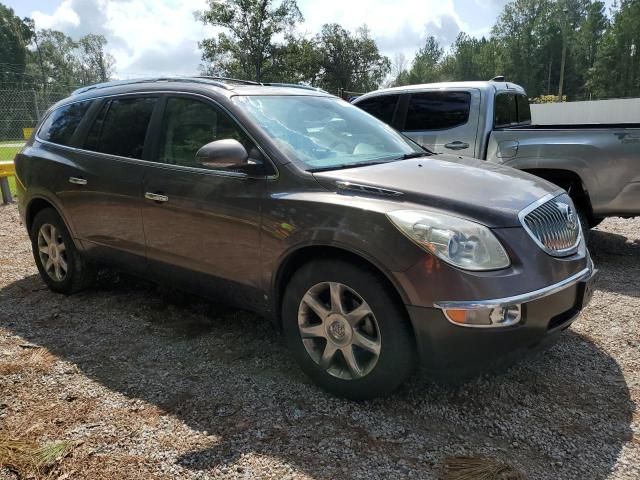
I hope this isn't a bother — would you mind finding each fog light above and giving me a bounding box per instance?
[443,304,521,328]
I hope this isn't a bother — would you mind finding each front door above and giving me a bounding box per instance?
[141,95,269,308]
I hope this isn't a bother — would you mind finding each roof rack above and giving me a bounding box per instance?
[262,82,327,93]
[71,76,238,95]
[194,76,261,85]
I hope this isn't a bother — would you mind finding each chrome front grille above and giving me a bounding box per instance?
[520,193,581,256]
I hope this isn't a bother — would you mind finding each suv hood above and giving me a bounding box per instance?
[312,155,560,228]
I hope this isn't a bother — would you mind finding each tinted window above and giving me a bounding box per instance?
[158,97,255,170]
[85,97,157,159]
[356,95,399,124]
[405,92,471,131]
[39,101,92,146]
[494,93,518,128]
[516,94,532,124]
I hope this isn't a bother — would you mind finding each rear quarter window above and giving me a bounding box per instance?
[38,101,92,146]
[356,95,399,125]
[404,91,471,131]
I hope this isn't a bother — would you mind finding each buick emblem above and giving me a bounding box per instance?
[556,202,578,230]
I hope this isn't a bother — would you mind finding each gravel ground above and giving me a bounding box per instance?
[0,203,638,479]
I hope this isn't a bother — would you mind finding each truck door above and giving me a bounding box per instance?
[397,89,481,157]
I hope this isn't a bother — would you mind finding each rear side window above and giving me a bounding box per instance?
[516,94,532,124]
[495,93,531,127]
[404,92,471,131]
[356,95,399,125]
[85,97,157,159]
[38,101,92,146]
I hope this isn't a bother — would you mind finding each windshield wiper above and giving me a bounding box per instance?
[399,152,432,160]
[308,160,394,173]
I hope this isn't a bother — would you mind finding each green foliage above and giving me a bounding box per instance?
[196,0,303,82]
[0,4,33,88]
[315,24,390,92]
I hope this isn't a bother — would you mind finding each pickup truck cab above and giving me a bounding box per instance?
[353,80,640,229]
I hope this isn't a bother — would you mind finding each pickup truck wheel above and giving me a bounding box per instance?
[30,208,94,294]
[575,205,590,241]
[282,259,415,400]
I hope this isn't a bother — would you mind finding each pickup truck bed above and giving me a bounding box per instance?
[488,124,640,220]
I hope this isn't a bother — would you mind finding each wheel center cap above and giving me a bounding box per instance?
[326,314,352,346]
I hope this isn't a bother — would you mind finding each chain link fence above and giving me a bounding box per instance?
[0,89,71,142]
[0,89,72,199]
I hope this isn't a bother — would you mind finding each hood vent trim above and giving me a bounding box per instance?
[335,181,403,197]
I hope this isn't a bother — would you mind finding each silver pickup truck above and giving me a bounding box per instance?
[353,80,640,229]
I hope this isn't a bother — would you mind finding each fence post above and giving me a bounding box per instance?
[0,178,12,204]
[33,90,40,120]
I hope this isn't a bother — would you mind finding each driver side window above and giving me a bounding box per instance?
[158,97,263,170]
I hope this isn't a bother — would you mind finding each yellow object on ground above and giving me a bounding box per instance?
[0,161,16,178]
[22,128,34,140]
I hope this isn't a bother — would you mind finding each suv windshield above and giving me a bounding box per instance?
[232,95,423,171]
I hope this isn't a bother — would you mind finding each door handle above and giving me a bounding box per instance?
[444,141,469,150]
[69,177,87,185]
[145,192,168,203]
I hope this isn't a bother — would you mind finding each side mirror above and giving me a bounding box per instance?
[195,139,248,169]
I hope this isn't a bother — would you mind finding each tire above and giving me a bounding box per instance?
[575,204,590,242]
[282,259,415,400]
[30,208,94,294]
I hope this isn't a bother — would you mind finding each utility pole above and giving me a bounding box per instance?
[557,7,569,102]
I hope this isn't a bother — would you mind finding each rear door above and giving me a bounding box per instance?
[141,94,269,308]
[56,94,159,271]
[397,89,481,157]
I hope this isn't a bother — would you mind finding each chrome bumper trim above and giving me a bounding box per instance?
[434,262,596,311]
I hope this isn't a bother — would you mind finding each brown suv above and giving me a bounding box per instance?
[15,77,596,399]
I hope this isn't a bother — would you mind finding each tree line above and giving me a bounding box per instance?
[0,3,114,91]
[197,0,640,100]
[1,0,639,100]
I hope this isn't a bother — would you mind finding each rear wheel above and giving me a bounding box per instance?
[282,259,415,400]
[30,208,94,294]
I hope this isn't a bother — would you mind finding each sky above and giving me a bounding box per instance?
[4,0,612,78]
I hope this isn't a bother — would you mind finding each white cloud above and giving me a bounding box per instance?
[30,0,471,78]
[31,0,214,77]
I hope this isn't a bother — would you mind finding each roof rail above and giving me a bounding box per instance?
[194,76,261,85]
[71,76,235,95]
[490,75,506,82]
[262,82,327,93]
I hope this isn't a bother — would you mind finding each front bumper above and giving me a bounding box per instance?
[406,262,597,376]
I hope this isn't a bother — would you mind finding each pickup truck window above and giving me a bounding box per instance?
[356,95,399,124]
[404,92,471,131]
[38,100,92,146]
[517,95,532,124]
[495,93,531,128]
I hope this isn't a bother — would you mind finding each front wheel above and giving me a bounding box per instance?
[282,260,415,400]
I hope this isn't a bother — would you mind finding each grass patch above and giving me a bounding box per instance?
[0,437,76,476]
[442,455,527,480]
[0,348,56,376]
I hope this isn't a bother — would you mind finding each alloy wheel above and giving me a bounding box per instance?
[37,223,68,282]
[297,281,381,380]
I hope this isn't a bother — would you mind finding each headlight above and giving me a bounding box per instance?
[387,210,510,271]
